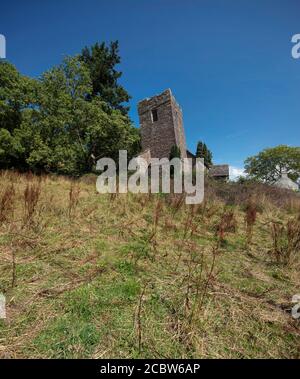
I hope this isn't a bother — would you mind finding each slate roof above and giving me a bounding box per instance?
[186,150,196,159]
[209,164,229,177]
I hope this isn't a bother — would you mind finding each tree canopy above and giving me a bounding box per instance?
[80,41,130,115]
[195,141,212,168]
[244,145,300,183]
[0,44,140,175]
[169,145,181,160]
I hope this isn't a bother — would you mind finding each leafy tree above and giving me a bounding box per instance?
[80,41,130,114]
[0,61,37,168]
[244,145,300,183]
[196,141,212,168]
[169,145,181,160]
[196,141,204,158]
[31,57,139,174]
[0,55,140,175]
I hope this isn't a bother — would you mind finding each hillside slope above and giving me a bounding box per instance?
[0,172,299,358]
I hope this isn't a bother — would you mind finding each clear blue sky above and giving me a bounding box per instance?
[1,0,300,173]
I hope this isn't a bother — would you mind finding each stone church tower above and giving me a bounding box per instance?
[138,89,187,159]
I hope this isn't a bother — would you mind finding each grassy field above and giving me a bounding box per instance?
[0,171,299,358]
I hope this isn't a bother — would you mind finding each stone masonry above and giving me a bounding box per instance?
[138,89,187,159]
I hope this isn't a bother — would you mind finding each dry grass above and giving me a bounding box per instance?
[23,181,41,225]
[0,171,299,358]
[244,199,258,246]
[269,219,300,265]
[68,181,81,220]
[0,183,15,224]
[215,209,237,247]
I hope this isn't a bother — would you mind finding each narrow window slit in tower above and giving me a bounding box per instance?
[151,109,158,122]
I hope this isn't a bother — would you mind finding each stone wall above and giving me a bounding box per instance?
[138,89,187,159]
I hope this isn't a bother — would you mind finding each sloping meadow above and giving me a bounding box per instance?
[0,171,299,358]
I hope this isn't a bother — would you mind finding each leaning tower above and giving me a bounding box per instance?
[138,89,187,159]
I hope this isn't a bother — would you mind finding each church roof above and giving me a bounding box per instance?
[209,164,229,177]
[186,150,196,158]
